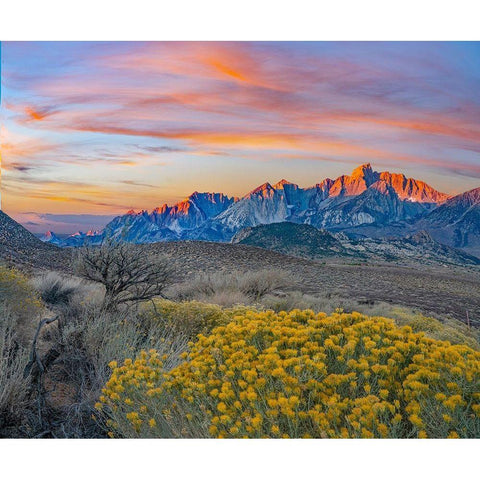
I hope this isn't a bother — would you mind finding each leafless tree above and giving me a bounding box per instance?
[74,240,173,311]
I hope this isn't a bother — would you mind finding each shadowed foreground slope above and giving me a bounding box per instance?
[0,211,66,270]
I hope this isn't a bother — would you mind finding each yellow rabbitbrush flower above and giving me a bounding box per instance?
[99,310,480,439]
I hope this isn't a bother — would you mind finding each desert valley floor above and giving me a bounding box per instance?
[7,237,479,325]
[151,241,480,323]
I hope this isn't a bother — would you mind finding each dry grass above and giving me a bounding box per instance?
[0,307,31,436]
[2,259,478,438]
[171,269,292,306]
[31,271,83,309]
[28,293,189,437]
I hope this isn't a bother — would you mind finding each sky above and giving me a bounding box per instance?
[1,41,479,234]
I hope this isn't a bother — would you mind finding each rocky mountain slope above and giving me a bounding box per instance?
[0,211,65,270]
[45,163,455,246]
[232,221,479,266]
[414,187,480,257]
[339,230,480,266]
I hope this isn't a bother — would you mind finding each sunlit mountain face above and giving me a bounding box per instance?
[1,41,479,234]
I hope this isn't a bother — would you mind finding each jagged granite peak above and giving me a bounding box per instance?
[442,186,480,209]
[273,179,296,190]
[328,163,379,197]
[152,204,169,214]
[41,231,65,247]
[246,182,277,198]
[351,163,376,182]
[41,230,60,241]
[317,178,334,190]
[378,172,450,203]
[422,186,480,226]
[215,182,288,231]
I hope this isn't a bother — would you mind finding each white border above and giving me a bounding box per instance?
[1,438,479,479]
[0,0,479,40]
[1,0,479,478]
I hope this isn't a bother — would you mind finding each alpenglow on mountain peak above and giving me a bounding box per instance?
[43,163,457,247]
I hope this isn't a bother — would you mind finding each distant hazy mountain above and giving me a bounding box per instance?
[40,231,64,246]
[42,163,479,253]
[414,187,480,256]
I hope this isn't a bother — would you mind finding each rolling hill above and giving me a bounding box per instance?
[232,222,347,259]
[232,221,480,266]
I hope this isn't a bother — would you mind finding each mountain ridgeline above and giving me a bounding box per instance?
[42,163,480,257]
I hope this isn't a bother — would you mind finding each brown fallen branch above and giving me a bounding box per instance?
[24,315,59,379]
[23,315,60,430]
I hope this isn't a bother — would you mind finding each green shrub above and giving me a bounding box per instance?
[140,299,256,340]
[0,265,42,319]
[0,265,42,344]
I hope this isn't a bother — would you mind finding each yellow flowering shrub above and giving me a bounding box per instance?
[140,299,256,339]
[0,266,42,326]
[99,310,480,438]
[390,308,479,350]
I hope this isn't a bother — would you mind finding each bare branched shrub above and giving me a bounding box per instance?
[74,240,173,311]
[237,269,291,300]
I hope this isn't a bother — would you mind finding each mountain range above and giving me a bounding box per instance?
[41,163,480,256]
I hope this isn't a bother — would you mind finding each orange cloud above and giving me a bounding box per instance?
[207,58,247,82]
[24,106,51,121]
